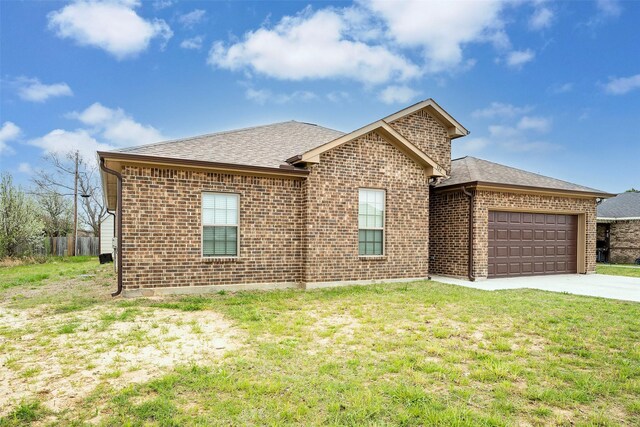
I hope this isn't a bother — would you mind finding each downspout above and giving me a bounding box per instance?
[100,158,123,297]
[461,186,476,282]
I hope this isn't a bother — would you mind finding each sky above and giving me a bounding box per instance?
[0,0,639,193]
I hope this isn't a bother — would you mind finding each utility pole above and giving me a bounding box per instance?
[73,151,78,256]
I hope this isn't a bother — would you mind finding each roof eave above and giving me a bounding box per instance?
[97,151,310,177]
[434,180,614,198]
[597,216,640,221]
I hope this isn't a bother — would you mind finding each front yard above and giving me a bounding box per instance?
[1,258,639,426]
[597,263,640,278]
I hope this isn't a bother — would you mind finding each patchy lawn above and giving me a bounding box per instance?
[1,258,640,426]
[597,264,640,278]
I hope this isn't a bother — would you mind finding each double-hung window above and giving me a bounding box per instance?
[358,189,385,256]
[202,193,239,257]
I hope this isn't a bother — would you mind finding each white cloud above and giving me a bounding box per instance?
[363,0,509,72]
[529,7,554,30]
[245,88,317,105]
[456,137,490,153]
[596,0,621,17]
[465,104,557,154]
[180,36,204,50]
[549,82,573,94]
[517,116,551,133]
[70,102,115,125]
[379,85,419,104]
[69,102,165,146]
[179,9,206,28]
[14,77,73,102]
[471,102,532,119]
[326,91,351,103]
[18,163,34,174]
[209,7,420,85]
[0,121,21,156]
[47,0,173,59]
[603,74,640,95]
[153,0,173,10]
[29,103,165,161]
[505,49,535,68]
[29,129,112,161]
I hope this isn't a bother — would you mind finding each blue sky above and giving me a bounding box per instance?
[1,0,638,193]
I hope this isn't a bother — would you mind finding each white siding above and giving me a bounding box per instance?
[100,214,115,255]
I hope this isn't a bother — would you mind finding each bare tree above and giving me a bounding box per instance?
[32,152,105,236]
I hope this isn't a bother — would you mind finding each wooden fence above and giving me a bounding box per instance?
[33,236,100,256]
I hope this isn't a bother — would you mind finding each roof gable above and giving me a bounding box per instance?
[288,120,448,177]
[287,99,469,177]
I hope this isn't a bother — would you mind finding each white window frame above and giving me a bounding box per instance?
[358,188,385,257]
[202,192,240,258]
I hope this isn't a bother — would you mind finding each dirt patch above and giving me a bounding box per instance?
[0,305,241,416]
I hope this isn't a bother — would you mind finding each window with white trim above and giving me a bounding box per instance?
[358,189,385,256]
[202,193,239,257]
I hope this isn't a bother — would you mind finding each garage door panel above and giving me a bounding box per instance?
[489,211,578,278]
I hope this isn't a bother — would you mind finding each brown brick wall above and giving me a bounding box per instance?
[304,131,430,283]
[388,109,451,174]
[472,191,597,278]
[429,189,469,278]
[120,166,305,290]
[609,220,640,264]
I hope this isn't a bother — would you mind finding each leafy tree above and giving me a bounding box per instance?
[625,188,639,193]
[0,173,44,257]
[37,191,73,237]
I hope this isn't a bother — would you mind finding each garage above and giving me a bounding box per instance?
[488,211,578,278]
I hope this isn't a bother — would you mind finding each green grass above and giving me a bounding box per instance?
[597,264,640,278]
[2,259,640,426]
[0,401,48,426]
[0,256,98,290]
[81,283,640,426]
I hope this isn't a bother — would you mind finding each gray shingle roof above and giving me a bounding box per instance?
[597,192,640,218]
[436,156,606,194]
[115,121,345,169]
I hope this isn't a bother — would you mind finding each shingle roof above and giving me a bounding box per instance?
[436,156,607,195]
[115,121,345,169]
[597,192,640,218]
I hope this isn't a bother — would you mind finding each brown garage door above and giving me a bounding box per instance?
[488,211,577,278]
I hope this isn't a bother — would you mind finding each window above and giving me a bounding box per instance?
[202,193,239,257]
[358,189,385,256]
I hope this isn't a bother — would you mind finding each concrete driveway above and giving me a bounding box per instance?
[431,274,640,303]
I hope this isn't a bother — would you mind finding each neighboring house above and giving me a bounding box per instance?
[596,192,640,264]
[98,99,611,297]
[99,213,115,257]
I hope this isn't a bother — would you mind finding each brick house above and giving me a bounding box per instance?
[596,192,640,264]
[98,99,611,297]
